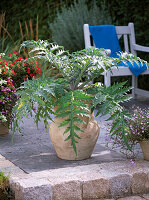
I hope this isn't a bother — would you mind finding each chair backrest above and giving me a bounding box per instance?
[83,23,137,55]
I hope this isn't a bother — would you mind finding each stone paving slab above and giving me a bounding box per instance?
[1,152,149,200]
[0,112,127,173]
[0,97,149,199]
[5,158,149,200]
[0,97,148,173]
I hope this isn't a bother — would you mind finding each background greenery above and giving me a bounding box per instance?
[0,0,149,89]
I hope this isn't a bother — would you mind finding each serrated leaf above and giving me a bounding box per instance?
[59,119,70,127]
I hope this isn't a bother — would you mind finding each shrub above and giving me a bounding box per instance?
[0,52,42,127]
[49,0,112,52]
[0,78,17,127]
[0,52,42,88]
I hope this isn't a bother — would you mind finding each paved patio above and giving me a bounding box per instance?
[0,96,149,199]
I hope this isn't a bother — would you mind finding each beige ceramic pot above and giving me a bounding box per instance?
[49,113,100,160]
[140,141,149,161]
[0,124,9,135]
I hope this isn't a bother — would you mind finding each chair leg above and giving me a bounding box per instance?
[104,71,111,86]
[132,75,138,99]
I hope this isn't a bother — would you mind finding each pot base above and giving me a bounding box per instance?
[0,124,9,135]
[140,141,149,161]
[49,117,100,161]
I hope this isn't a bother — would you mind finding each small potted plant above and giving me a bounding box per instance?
[127,107,149,160]
[12,40,148,160]
[105,106,149,160]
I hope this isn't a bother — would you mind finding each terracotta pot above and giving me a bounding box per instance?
[0,124,9,135]
[140,141,149,161]
[49,113,100,160]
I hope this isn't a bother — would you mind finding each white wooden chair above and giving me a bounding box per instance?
[83,23,149,98]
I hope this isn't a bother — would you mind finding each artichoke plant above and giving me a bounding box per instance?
[12,40,148,155]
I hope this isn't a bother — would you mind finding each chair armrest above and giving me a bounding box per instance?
[132,44,149,52]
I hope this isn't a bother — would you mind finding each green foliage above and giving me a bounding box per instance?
[93,81,132,150]
[12,40,148,155]
[56,90,91,154]
[0,172,9,185]
[1,0,149,58]
[105,0,149,54]
[0,172,14,200]
[49,0,112,52]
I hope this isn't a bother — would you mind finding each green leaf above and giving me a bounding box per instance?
[59,119,70,127]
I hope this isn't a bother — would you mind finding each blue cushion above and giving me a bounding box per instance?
[89,25,121,58]
[89,25,148,76]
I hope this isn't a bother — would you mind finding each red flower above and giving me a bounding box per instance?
[11,70,15,75]
[30,73,33,77]
[28,61,31,63]
[26,75,28,77]
[1,65,3,68]
[24,78,27,81]
[9,53,11,56]
[27,68,30,74]
[38,72,42,75]
[17,64,20,67]
[18,57,21,61]
[24,63,27,66]
[9,64,11,67]
[5,67,8,71]
[4,71,6,74]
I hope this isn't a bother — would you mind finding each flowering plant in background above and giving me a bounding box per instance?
[105,107,149,158]
[0,78,17,127]
[0,52,42,88]
[0,52,42,128]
